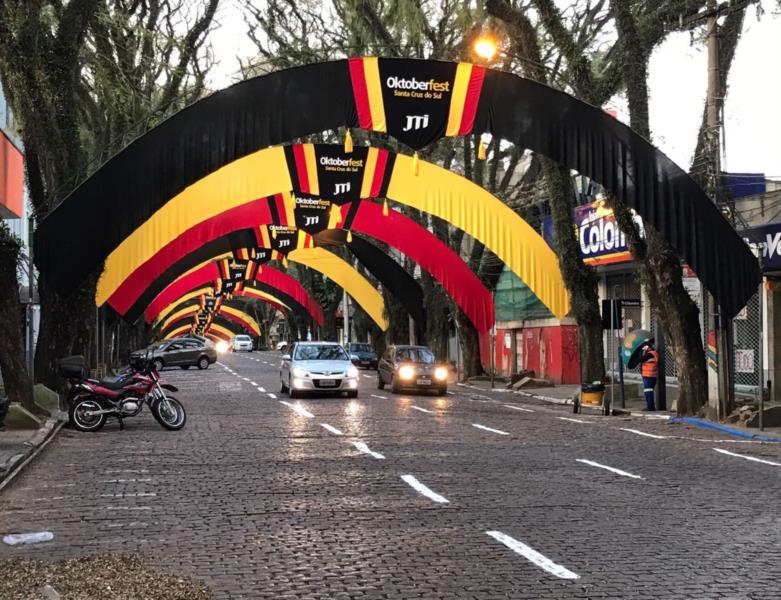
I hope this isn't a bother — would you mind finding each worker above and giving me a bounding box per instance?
[640,340,660,411]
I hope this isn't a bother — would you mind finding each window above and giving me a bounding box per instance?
[350,343,372,353]
[294,344,349,361]
[395,347,435,364]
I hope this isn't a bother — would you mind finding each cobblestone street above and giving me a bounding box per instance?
[2,351,780,599]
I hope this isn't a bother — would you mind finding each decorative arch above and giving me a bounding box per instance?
[34,58,757,318]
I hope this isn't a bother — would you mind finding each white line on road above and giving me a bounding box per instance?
[472,423,509,436]
[100,479,152,484]
[557,417,590,424]
[503,404,535,412]
[370,394,387,400]
[267,393,277,399]
[100,492,157,498]
[620,428,667,439]
[257,387,266,392]
[411,405,433,413]
[249,381,258,386]
[400,475,449,504]
[713,448,781,466]
[320,423,344,435]
[485,530,579,580]
[278,400,314,418]
[241,377,250,381]
[352,441,385,459]
[362,374,373,379]
[576,459,643,479]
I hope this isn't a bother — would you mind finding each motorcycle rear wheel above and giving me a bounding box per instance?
[69,397,107,432]
[151,395,186,430]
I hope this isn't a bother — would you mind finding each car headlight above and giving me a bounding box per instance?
[291,366,308,378]
[434,366,448,381]
[398,364,415,380]
[215,340,229,353]
[347,365,359,378]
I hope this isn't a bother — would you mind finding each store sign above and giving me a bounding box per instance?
[742,223,781,272]
[543,198,644,266]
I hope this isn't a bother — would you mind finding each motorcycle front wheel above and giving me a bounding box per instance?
[69,397,107,432]
[151,395,186,431]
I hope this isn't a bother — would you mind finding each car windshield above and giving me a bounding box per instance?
[396,347,436,364]
[235,336,251,341]
[294,344,349,361]
[350,343,373,353]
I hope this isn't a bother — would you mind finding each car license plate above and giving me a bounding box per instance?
[319,379,337,387]
[417,378,431,385]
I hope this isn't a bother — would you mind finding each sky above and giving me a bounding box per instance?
[207,0,781,178]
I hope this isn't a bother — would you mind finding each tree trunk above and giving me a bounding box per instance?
[544,159,605,382]
[0,226,34,411]
[455,309,482,381]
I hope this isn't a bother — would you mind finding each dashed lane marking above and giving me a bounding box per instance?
[370,394,387,400]
[362,374,373,379]
[557,417,591,424]
[576,459,643,479]
[320,423,344,435]
[278,400,314,418]
[100,492,157,498]
[352,441,385,459]
[472,423,510,436]
[620,428,667,439]
[713,448,781,466]
[486,530,580,580]
[503,404,535,412]
[411,406,433,413]
[267,393,277,399]
[400,475,449,504]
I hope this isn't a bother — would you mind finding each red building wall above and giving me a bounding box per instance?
[480,324,580,384]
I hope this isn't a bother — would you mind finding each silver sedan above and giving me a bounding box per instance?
[280,341,360,398]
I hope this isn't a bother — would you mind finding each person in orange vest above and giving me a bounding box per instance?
[640,341,660,411]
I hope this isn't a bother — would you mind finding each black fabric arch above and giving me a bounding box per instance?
[34,58,758,318]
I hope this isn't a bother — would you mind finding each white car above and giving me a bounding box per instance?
[232,335,254,352]
[280,341,359,398]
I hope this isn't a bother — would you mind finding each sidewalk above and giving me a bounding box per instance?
[0,419,62,491]
[458,379,781,441]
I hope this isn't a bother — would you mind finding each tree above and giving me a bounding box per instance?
[0,0,220,389]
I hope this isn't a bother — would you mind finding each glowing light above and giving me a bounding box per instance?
[216,340,229,353]
[398,365,416,380]
[434,366,448,381]
[473,37,498,61]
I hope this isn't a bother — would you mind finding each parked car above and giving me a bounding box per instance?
[131,338,217,371]
[377,345,448,395]
[280,341,359,398]
[347,342,378,369]
[276,341,288,352]
[232,335,254,352]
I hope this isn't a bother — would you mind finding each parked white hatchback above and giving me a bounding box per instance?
[280,341,359,398]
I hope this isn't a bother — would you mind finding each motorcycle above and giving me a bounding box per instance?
[58,354,186,432]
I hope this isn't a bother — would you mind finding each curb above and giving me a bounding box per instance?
[669,416,781,443]
[0,419,64,493]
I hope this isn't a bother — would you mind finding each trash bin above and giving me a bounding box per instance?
[0,396,9,430]
[581,382,605,405]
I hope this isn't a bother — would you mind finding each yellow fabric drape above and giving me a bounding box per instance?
[220,305,261,336]
[386,155,570,318]
[288,247,388,330]
[97,146,291,305]
[207,323,234,341]
[164,324,191,340]
[161,305,199,333]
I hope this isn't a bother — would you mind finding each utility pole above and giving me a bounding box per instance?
[342,288,349,346]
[705,0,734,418]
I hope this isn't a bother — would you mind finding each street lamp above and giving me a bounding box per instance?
[473,36,499,62]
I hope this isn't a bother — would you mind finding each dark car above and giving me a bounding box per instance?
[131,338,217,371]
[347,342,378,370]
[377,345,449,395]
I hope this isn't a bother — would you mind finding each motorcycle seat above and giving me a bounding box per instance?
[90,375,129,390]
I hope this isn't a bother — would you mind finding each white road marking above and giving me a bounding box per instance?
[504,404,534,412]
[100,492,157,498]
[620,428,667,439]
[241,377,250,381]
[320,423,344,436]
[370,394,387,400]
[485,530,580,580]
[267,393,277,399]
[278,400,314,418]
[447,391,455,395]
[100,479,152,484]
[400,475,449,504]
[576,459,643,479]
[257,387,266,392]
[472,423,509,436]
[362,374,373,379]
[106,521,148,528]
[103,506,152,511]
[713,448,781,466]
[352,441,385,459]
[105,469,148,474]
[411,405,433,413]
[557,417,590,424]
